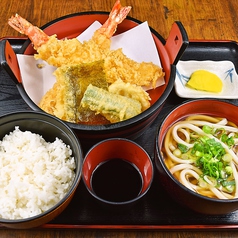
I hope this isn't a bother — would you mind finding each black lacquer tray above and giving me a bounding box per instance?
[1,38,238,230]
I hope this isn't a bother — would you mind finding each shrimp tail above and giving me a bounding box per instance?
[97,0,132,38]
[8,13,49,49]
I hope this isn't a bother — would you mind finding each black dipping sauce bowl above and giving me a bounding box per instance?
[82,138,154,207]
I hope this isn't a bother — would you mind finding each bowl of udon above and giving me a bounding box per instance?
[0,0,188,146]
[0,111,83,228]
[155,98,238,215]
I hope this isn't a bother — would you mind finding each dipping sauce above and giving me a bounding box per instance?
[91,158,143,202]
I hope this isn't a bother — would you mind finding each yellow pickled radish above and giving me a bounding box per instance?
[186,70,223,93]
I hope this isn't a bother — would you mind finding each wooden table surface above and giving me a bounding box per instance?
[1,0,238,237]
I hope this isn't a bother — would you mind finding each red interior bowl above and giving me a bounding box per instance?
[10,12,188,145]
[155,99,238,215]
[82,138,153,205]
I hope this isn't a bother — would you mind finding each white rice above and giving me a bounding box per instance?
[0,126,76,220]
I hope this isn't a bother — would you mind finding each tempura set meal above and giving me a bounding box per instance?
[162,115,238,199]
[8,0,164,124]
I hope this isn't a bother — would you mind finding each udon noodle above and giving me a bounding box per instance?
[162,115,238,199]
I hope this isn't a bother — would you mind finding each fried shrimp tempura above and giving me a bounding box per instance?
[34,34,111,68]
[35,36,164,88]
[8,0,164,88]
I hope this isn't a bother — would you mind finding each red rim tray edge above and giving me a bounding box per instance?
[1,38,238,230]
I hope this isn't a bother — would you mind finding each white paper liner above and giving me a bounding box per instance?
[17,21,165,105]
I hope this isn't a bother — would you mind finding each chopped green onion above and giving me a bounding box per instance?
[222,180,235,186]
[177,143,189,153]
[177,124,236,192]
[221,133,228,143]
[173,148,182,157]
[225,166,233,175]
[221,180,236,193]
[222,153,232,163]
[226,137,235,148]
[214,128,225,138]
[225,185,235,193]
[217,132,235,148]
[202,125,213,134]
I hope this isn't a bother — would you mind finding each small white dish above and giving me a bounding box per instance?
[175,60,238,99]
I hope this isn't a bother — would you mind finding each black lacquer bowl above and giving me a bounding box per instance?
[155,99,238,215]
[0,111,83,228]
